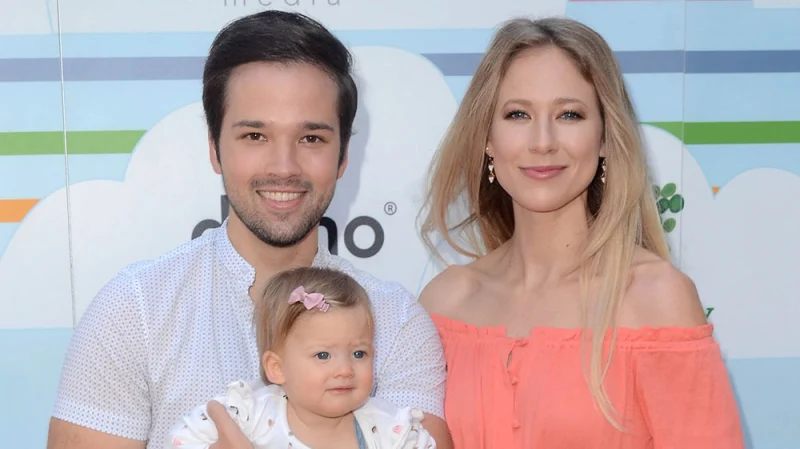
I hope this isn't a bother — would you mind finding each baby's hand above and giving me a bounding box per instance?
[207,400,254,449]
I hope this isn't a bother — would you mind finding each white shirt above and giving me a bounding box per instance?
[168,381,436,449]
[51,222,446,449]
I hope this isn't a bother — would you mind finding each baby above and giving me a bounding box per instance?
[167,267,436,449]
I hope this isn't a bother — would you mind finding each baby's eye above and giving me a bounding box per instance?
[353,350,367,359]
[315,352,330,360]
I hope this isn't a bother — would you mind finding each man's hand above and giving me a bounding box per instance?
[422,413,454,449]
[207,400,254,449]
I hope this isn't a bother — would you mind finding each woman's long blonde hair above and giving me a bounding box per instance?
[419,17,670,429]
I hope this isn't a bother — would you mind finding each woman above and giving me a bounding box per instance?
[418,17,744,449]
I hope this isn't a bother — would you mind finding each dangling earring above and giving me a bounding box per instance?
[600,157,607,184]
[487,156,495,184]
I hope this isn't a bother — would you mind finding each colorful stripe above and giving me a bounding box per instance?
[647,121,800,144]
[0,131,145,156]
[1,50,800,83]
[0,200,39,223]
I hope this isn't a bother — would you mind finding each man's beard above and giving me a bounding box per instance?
[225,176,335,248]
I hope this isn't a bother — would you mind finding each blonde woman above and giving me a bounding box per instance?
[418,17,745,449]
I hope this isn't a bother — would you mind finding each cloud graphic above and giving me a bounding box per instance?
[42,0,564,34]
[0,45,457,329]
[640,125,800,359]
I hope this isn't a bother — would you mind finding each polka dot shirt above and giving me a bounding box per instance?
[51,223,446,448]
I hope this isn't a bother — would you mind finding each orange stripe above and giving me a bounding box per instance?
[712,186,720,195]
[0,199,39,223]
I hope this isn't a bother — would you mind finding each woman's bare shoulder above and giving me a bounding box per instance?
[418,263,483,317]
[621,248,709,328]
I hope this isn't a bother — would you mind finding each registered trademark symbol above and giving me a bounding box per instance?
[384,202,397,215]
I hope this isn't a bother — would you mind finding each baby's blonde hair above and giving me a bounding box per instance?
[254,267,372,384]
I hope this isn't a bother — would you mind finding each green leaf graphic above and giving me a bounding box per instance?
[662,183,677,197]
[663,218,676,233]
[669,194,685,213]
[658,198,669,214]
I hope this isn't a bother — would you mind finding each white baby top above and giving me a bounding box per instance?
[167,381,437,449]
[52,221,446,448]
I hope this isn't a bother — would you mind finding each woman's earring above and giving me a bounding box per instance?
[600,157,607,184]
[487,156,495,184]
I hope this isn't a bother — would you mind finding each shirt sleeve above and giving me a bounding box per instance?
[52,266,151,440]
[372,283,447,419]
[634,330,746,449]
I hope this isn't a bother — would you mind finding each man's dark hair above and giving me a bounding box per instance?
[202,10,357,165]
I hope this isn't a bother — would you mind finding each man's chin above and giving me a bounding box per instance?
[250,222,319,249]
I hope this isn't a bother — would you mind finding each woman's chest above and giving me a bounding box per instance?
[440,339,651,447]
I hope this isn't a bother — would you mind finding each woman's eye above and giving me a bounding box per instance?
[561,110,584,120]
[505,110,529,120]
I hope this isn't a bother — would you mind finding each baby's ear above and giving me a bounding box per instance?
[263,351,286,385]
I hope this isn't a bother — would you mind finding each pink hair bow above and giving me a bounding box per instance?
[288,286,330,312]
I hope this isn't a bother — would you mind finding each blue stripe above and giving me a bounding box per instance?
[687,51,800,74]
[2,73,683,136]
[3,50,799,83]
[688,143,800,189]
[0,72,746,133]
[0,223,19,256]
[64,80,202,131]
[0,82,64,132]
[625,73,684,122]
[0,155,66,198]
[0,34,61,59]
[566,1,686,51]
[0,155,129,200]
[0,328,73,449]
[68,154,130,184]
[687,1,800,51]
[0,29,495,60]
[684,73,800,122]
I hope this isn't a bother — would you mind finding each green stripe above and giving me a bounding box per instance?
[1,122,799,156]
[0,131,146,156]
[645,121,800,144]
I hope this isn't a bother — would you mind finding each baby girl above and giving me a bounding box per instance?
[167,266,436,449]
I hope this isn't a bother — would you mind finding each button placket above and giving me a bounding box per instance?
[507,338,528,431]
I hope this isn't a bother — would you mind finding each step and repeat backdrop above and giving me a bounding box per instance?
[1,0,799,447]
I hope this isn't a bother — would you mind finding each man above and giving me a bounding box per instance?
[47,10,451,449]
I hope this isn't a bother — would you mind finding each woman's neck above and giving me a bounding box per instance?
[503,197,591,288]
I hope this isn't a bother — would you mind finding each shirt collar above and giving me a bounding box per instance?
[214,219,337,289]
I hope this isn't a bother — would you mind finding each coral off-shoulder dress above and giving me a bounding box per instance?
[432,315,745,449]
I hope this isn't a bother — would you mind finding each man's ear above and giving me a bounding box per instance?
[209,130,222,175]
[263,351,286,385]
